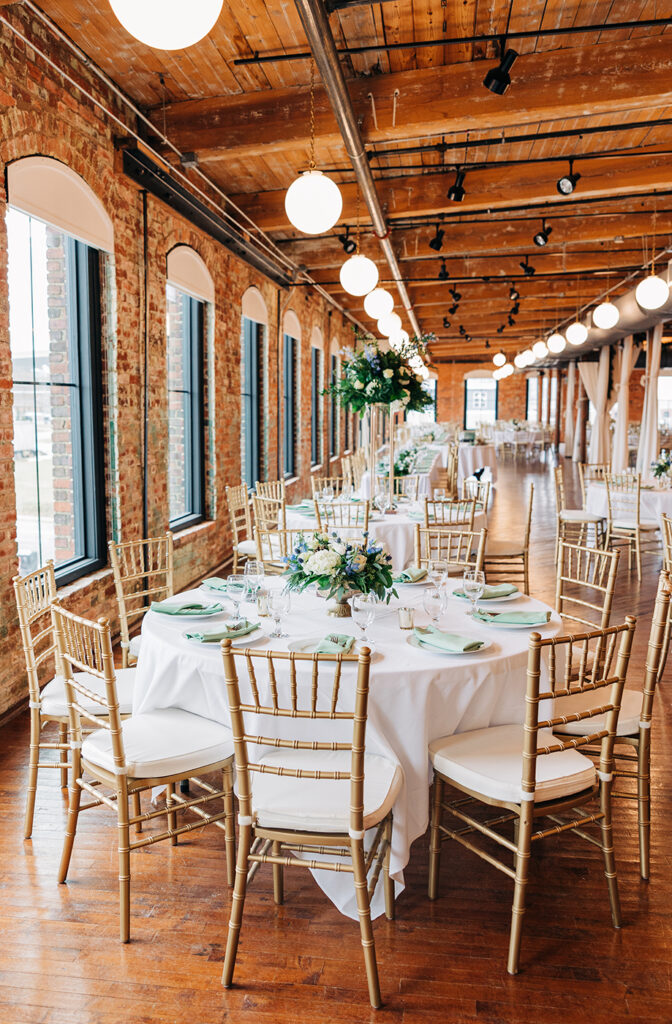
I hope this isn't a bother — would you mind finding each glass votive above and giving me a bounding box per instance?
[397,606,414,630]
[256,587,270,616]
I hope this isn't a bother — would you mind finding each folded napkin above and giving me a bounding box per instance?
[201,576,228,592]
[472,609,551,626]
[407,511,434,522]
[454,583,518,600]
[151,598,224,616]
[394,566,428,583]
[287,500,314,511]
[184,619,259,643]
[414,626,484,653]
[314,633,356,654]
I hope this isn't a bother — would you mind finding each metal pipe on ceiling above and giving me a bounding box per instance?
[293,0,422,339]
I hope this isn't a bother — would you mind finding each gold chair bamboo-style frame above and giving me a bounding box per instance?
[414,525,487,575]
[220,640,399,1008]
[428,616,636,974]
[109,532,174,668]
[255,527,319,573]
[375,473,421,502]
[605,472,660,581]
[659,513,672,683]
[311,475,348,499]
[578,462,611,507]
[483,483,533,594]
[554,466,606,560]
[555,540,620,630]
[314,499,370,533]
[461,477,491,510]
[255,479,286,502]
[424,497,476,529]
[52,602,236,943]
[252,494,286,535]
[227,484,256,573]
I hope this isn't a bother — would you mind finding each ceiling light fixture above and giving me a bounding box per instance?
[339,190,379,296]
[557,157,581,196]
[547,332,566,354]
[449,287,462,302]
[363,288,394,320]
[448,303,459,315]
[388,329,409,350]
[636,272,670,310]
[493,350,507,367]
[533,340,548,360]
[337,226,357,255]
[378,311,402,337]
[514,353,526,369]
[442,317,451,329]
[592,301,620,330]
[566,321,588,345]
[519,256,536,276]
[109,0,223,48]
[429,224,445,252]
[509,286,520,301]
[448,168,466,202]
[521,348,534,365]
[483,40,519,95]
[438,259,450,281]
[533,219,553,247]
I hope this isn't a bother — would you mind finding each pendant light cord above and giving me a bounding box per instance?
[309,58,316,171]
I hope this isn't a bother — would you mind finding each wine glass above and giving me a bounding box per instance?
[227,575,248,626]
[462,569,485,617]
[376,490,390,516]
[350,593,377,645]
[423,588,445,625]
[428,559,448,591]
[322,484,334,503]
[244,559,264,601]
[269,589,291,638]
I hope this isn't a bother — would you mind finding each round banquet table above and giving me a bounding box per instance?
[457,443,498,486]
[133,581,561,920]
[585,481,672,526]
[285,503,487,572]
[359,446,443,500]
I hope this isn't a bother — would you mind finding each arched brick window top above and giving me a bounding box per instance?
[242,286,268,326]
[167,245,215,303]
[283,309,301,341]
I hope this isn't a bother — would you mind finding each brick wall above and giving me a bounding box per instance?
[435,360,528,424]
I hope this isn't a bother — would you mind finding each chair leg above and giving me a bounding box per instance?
[637,733,651,881]
[271,841,284,905]
[132,791,142,835]
[635,530,642,582]
[222,823,253,988]
[351,836,382,1009]
[428,774,444,900]
[58,769,82,884]
[117,787,132,943]
[657,606,671,685]
[507,806,532,975]
[58,722,69,789]
[24,711,41,839]
[523,552,530,596]
[223,763,236,888]
[383,815,395,921]
[599,778,622,928]
[166,782,177,845]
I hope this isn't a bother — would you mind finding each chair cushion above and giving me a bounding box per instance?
[40,669,137,718]
[554,688,642,737]
[82,708,234,779]
[251,748,403,833]
[612,519,659,531]
[485,539,524,557]
[235,539,257,556]
[129,634,142,660]
[429,723,595,804]
[560,509,604,523]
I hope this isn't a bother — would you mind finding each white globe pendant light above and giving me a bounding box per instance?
[492,350,507,367]
[636,273,670,310]
[521,348,534,366]
[363,288,394,320]
[377,311,402,337]
[514,352,526,369]
[388,329,409,350]
[285,171,343,235]
[592,301,620,330]
[340,253,379,296]
[547,332,566,354]
[492,366,504,381]
[109,0,223,49]
[566,320,588,346]
[532,340,548,360]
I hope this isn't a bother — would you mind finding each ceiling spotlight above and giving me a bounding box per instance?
[636,272,670,310]
[484,339,490,349]
[592,301,620,330]
[511,303,520,315]
[547,332,566,354]
[557,157,581,196]
[429,224,445,252]
[465,334,472,342]
[337,226,357,255]
[493,350,507,367]
[442,317,451,329]
[448,303,459,315]
[509,286,519,301]
[566,321,588,346]
[508,315,515,327]
[533,219,553,247]
[496,324,505,334]
[483,43,519,96]
[448,168,466,202]
[532,340,548,359]
[519,256,535,276]
[438,259,450,281]
[449,287,462,302]
[363,287,394,320]
[459,324,466,336]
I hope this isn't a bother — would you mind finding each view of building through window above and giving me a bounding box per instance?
[464,376,497,429]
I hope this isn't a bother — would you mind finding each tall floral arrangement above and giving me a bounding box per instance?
[325,332,435,415]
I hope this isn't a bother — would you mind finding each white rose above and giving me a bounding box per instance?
[332,541,346,555]
[305,550,341,576]
[383,368,394,379]
[365,381,377,395]
[353,380,364,390]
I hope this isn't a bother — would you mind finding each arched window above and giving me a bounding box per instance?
[282,310,301,478]
[241,287,268,490]
[7,157,112,582]
[166,246,213,527]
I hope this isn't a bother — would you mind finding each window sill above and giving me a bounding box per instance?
[57,564,113,601]
[172,519,216,545]
[329,455,340,464]
[310,463,324,474]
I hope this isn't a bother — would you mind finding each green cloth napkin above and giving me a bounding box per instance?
[414,625,484,653]
[394,566,428,583]
[201,577,228,592]
[454,583,518,600]
[472,609,551,626]
[315,633,356,654]
[151,598,224,616]
[184,619,259,643]
[287,500,314,511]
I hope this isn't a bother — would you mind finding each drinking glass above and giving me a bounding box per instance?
[375,490,389,515]
[244,559,264,600]
[350,593,377,645]
[322,484,334,503]
[423,588,445,625]
[269,589,291,638]
[227,575,248,626]
[462,569,485,617]
[428,559,449,591]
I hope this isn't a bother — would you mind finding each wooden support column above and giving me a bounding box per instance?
[575,375,589,464]
[554,367,562,452]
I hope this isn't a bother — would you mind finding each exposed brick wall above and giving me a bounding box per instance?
[435,360,528,424]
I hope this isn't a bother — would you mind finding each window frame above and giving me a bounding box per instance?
[241,315,262,494]
[283,333,298,478]
[329,353,338,458]
[311,345,321,467]
[526,377,540,421]
[167,290,205,531]
[463,376,498,429]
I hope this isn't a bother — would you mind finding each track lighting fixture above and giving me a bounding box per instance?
[448,168,466,202]
[459,324,466,336]
[557,158,581,196]
[507,314,515,327]
[483,41,519,95]
[496,324,505,334]
[519,256,536,276]
[509,286,519,302]
[337,226,357,255]
[465,334,472,342]
[449,287,462,302]
[511,303,520,316]
[442,316,451,329]
[429,224,445,252]
[448,303,459,315]
[438,259,450,281]
[484,339,490,349]
[533,219,552,247]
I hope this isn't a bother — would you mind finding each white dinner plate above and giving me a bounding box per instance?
[451,587,521,603]
[406,633,492,656]
[182,624,268,646]
[471,612,551,630]
[287,636,380,659]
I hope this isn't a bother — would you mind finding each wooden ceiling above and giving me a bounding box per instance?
[31,0,672,361]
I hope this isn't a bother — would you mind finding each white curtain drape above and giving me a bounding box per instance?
[564,360,576,455]
[636,323,663,482]
[579,346,611,464]
[610,336,640,472]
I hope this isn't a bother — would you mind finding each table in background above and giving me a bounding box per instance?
[585,481,672,525]
[359,446,443,500]
[457,443,498,486]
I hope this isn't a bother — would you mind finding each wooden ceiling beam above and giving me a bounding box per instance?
[152,36,672,162]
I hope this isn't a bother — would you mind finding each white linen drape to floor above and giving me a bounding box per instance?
[579,346,611,464]
[636,323,663,483]
[563,360,576,456]
[611,336,640,472]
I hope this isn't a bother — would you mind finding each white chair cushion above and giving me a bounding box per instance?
[429,723,595,804]
[251,748,403,833]
[554,688,642,737]
[129,634,142,659]
[235,539,257,556]
[82,708,234,779]
[560,509,604,523]
[40,669,137,718]
[612,519,659,531]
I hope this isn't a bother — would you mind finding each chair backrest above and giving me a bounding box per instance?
[375,474,420,501]
[221,640,372,837]
[108,532,174,656]
[340,456,353,488]
[253,494,286,534]
[553,466,567,513]
[13,561,58,706]
[605,472,641,527]
[256,480,286,502]
[662,513,672,571]
[314,500,369,532]
[414,525,487,574]
[255,527,319,569]
[641,569,672,721]
[226,484,253,544]
[425,498,476,529]
[525,617,636,798]
[311,475,346,498]
[555,541,620,629]
[578,463,610,506]
[461,478,491,509]
[351,450,367,489]
[522,482,535,548]
[50,602,125,769]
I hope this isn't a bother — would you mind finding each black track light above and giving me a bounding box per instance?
[483,43,519,96]
[519,256,536,277]
[429,224,445,252]
[337,226,357,255]
[442,316,451,329]
[448,168,466,202]
[484,339,490,349]
[459,324,466,336]
[496,324,505,334]
[438,259,450,281]
[533,219,553,247]
[508,314,516,327]
[509,286,519,301]
[449,287,462,302]
[511,303,520,315]
[465,334,472,342]
[448,303,459,315]
[557,157,581,196]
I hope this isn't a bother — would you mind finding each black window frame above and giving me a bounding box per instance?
[241,315,263,493]
[329,353,338,458]
[311,346,321,466]
[282,333,297,478]
[168,290,205,531]
[526,377,539,421]
[463,376,498,429]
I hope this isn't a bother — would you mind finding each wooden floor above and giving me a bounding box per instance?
[1,457,670,1024]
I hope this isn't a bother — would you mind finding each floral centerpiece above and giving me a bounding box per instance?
[325,333,435,417]
[652,450,672,485]
[284,531,397,617]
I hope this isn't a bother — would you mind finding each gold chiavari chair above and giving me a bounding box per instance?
[255,527,319,574]
[554,466,606,560]
[555,541,620,631]
[311,475,346,498]
[255,479,286,502]
[375,474,420,501]
[252,494,286,535]
[226,484,257,573]
[314,499,369,533]
[52,602,236,942]
[351,449,367,490]
[555,569,670,879]
[340,455,354,489]
[428,616,636,973]
[424,497,476,529]
[658,513,672,683]
[13,562,138,839]
[220,640,401,1008]
[109,532,174,669]
[578,462,611,507]
[605,472,660,581]
[414,525,487,575]
[483,483,533,594]
[461,476,491,510]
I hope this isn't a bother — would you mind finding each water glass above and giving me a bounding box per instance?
[423,588,445,625]
[227,575,248,626]
[244,559,264,600]
[350,593,377,644]
[269,589,291,638]
[428,559,449,591]
[462,569,485,617]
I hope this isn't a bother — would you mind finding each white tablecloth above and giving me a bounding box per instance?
[134,583,561,919]
[585,482,672,525]
[458,443,498,485]
[359,447,443,500]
